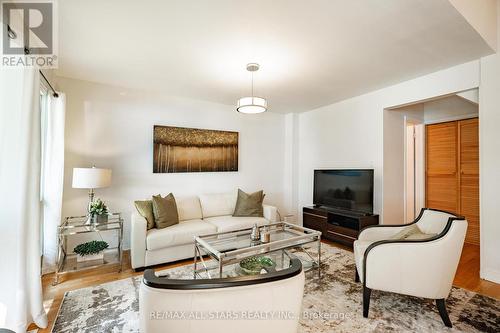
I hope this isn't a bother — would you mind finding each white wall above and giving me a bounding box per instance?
[449,0,498,51]
[283,113,299,222]
[57,77,287,249]
[297,60,480,225]
[479,0,500,283]
[423,94,478,123]
[456,89,479,104]
[405,123,415,222]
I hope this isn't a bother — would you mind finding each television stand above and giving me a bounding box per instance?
[315,205,368,217]
[303,206,379,247]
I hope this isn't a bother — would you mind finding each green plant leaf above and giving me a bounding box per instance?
[74,240,109,256]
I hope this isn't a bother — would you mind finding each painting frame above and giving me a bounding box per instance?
[153,125,239,173]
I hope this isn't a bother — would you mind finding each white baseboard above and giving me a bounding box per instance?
[480,268,500,284]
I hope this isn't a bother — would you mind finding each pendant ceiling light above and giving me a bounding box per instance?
[237,63,267,114]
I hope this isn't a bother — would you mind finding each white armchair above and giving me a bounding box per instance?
[354,208,467,328]
[139,259,305,333]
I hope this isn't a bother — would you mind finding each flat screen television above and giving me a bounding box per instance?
[313,169,374,214]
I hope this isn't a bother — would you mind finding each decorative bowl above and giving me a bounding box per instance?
[239,256,275,275]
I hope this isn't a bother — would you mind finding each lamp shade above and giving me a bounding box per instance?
[72,167,112,189]
[236,96,267,114]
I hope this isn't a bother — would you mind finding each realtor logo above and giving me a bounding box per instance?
[1,0,58,67]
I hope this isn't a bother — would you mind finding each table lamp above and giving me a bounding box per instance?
[72,166,112,212]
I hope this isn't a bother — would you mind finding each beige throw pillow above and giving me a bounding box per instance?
[152,193,179,229]
[134,200,155,230]
[233,189,264,217]
[390,224,436,240]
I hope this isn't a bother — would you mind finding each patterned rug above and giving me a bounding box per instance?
[52,244,500,332]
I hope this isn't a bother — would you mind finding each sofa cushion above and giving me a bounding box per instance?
[232,189,264,217]
[152,193,179,229]
[204,215,268,233]
[176,196,203,221]
[134,200,155,230]
[146,219,216,250]
[199,192,237,218]
[389,224,436,240]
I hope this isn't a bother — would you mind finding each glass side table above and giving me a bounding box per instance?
[53,213,124,285]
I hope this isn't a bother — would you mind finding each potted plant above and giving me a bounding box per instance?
[74,240,109,262]
[89,198,108,224]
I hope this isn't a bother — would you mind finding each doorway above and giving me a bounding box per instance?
[383,90,479,230]
[394,92,480,246]
[384,88,485,291]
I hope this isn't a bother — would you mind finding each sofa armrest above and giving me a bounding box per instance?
[131,211,147,269]
[358,225,409,242]
[263,204,278,222]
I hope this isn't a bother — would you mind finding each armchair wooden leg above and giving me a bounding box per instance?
[355,267,360,282]
[436,299,452,328]
[363,286,371,318]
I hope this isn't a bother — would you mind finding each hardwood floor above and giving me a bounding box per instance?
[33,240,498,332]
[454,242,500,299]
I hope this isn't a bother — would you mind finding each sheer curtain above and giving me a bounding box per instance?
[0,68,48,331]
[41,92,66,274]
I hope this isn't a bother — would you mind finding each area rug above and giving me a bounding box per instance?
[52,244,500,332]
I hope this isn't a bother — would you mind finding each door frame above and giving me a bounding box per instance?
[404,116,425,223]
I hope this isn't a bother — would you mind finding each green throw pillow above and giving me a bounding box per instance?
[233,189,264,217]
[134,200,155,230]
[152,193,179,229]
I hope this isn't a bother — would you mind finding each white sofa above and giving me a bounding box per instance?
[131,192,279,270]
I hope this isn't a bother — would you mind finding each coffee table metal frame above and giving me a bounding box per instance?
[193,222,322,279]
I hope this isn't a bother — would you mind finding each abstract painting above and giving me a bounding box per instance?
[153,126,238,173]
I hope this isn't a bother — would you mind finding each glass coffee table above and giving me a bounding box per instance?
[193,222,321,279]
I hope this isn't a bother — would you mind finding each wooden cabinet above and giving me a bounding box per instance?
[426,118,479,245]
[303,206,379,247]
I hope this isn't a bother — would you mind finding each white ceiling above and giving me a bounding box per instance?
[57,0,493,113]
